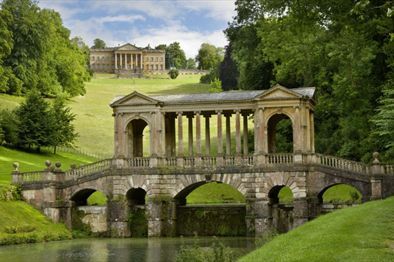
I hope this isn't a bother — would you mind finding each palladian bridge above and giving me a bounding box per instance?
[12,85,394,237]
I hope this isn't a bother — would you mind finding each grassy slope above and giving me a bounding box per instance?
[240,197,394,262]
[0,201,71,245]
[0,146,96,185]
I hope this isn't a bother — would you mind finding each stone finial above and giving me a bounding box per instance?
[372,152,380,164]
[54,162,62,172]
[12,162,19,172]
[45,160,52,168]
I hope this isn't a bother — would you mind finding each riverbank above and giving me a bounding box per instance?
[240,197,394,261]
[0,201,71,245]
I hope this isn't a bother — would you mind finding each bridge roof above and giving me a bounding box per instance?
[110,85,316,107]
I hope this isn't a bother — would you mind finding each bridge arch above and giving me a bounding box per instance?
[70,187,109,206]
[125,117,151,157]
[261,173,304,199]
[266,112,294,153]
[171,173,247,199]
[318,183,363,204]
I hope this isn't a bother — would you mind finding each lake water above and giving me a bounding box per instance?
[0,237,256,262]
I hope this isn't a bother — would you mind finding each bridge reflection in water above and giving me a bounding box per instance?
[11,85,394,237]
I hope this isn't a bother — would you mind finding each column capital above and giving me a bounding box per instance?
[215,110,223,114]
[176,111,183,116]
[233,109,241,113]
[194,111,201,115]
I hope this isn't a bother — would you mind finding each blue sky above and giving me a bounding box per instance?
[37,0,236,58]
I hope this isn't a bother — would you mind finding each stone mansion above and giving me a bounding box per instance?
[90,43,165,75]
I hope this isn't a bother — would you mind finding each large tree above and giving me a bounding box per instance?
[227,0,393,161]
[219,44,238,91]
[92,38,106,49]
[16,89,51,151]
[0,0,89,97]
[195,43,223,70]
[165,42,187,69]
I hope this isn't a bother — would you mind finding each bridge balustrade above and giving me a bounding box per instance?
[12,153,394,184]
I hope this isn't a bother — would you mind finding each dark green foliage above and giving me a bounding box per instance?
[226,0,394,161]
[0,0,90,97]
[274,119,293,153]
[92,38,106,49]
[168,68,180,79]
[0,109,19,145]
[186,58,197,69]
[200,67,219,84]
[128,208,148,237]
[16,90,51,151]
[196,43,223,70]
[165,42,187,69]
[219,45,238,91]
[49,96,77,154]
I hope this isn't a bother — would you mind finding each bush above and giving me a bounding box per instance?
[209,78,222,93]
[0,109,19,146]
[4,225,36,234]
[0,185,22,201]
[168,69,179,79]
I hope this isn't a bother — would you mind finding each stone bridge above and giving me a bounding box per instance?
[12,85,394,237]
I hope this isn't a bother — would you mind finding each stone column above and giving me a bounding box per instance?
[195,112,201,156]
[115,53,118,69]
[225,113,231,155]
[108,197,130,237]
[177,112,183,157]
[125,53,128,69]
[217,111,223,156]
[246,198,271,237]
[187,115,194,156]
[310,111,315,153]
[235,110,241,155]
[293,198,309,229]
[205,115,211,156]
[146,196,176,237]
[120,53,123,69]
[243,112,249,155]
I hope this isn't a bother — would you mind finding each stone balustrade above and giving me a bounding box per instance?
[12,153,394,185]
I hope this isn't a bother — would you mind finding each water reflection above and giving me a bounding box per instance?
[0,237,255,262]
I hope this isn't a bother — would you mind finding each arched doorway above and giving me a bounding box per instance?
[127,119,150,157]
[318,184,362,214]
[70,188,108,235]
[267,114,293,153]
[268,185,294,233]
[174,181,246,236]
[126,188,147,237]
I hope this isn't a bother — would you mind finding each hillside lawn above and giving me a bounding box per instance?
[240,197,394,262]
[0,201,71,245]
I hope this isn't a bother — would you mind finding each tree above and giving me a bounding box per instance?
[219,44,238,90]
[0,109,19,145]
[165,42,187,69]
[16,89,51,151]
[49,96,77,154]
[92,38,106,49]
[0,0,89,97]
[155,44,166,51]
[195,43,223,70]
[168,69,179,79]
[186,58,196,69]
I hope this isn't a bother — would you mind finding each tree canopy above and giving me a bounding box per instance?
[165,42,187,69]
[196,43,224,70]
[226,0,394,162]
[0,0,90,97]
[92,38,106,49]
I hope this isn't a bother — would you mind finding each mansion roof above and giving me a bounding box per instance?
[110,85,316,108]
[90,43,164,53]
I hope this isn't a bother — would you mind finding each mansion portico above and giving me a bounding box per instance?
[90,43,165,75]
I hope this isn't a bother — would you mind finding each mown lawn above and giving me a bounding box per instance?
[0,201,71,245]
[240,197,394,262]
[0,146,96,186]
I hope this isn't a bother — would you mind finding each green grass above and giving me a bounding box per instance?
[0,146,96,186]
[0,201,71,245]
[187,182,246,204]
[240,197,394,262]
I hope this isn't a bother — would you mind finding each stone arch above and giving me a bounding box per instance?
[268,185,294,204]
[261,172,305,199]
[127,187,147,205]
[69,187,109,206]
[171,173,247,200]
[125,117,151,157]
[266,112,294,153]
[317,183,363,204]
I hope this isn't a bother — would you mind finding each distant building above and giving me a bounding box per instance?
[90,43,165,75]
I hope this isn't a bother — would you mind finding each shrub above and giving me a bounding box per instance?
[0,185,22,201]
[168,69,179,79]
[209,78,222,93]
[4,225,36,234]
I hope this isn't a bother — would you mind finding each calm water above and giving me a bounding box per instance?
[0,237,256,262]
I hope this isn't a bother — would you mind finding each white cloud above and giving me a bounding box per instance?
[93,15,146,24]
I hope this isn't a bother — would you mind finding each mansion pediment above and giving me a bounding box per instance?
[116,43,141,51]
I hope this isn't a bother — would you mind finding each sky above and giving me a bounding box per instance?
[37,0,236,58]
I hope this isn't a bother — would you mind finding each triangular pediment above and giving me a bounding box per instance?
[116,43,141,51]
[255,84,302,100]
[110,91,160,107]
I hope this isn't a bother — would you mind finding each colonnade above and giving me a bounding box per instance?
[115,52,142,70]
[165,110,253,157]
